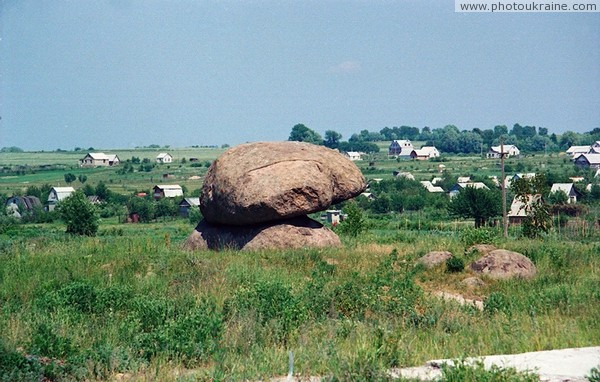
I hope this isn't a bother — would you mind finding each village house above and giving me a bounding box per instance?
[574,153,600,169]
[79,153,120,167]
[448,182,489,198]
[156,153,173,164]
[388,139,414,156]
[550,183,582,204]
[344,151,363,161]
[153,184,183,199]
[410,146,440,160]
[486,145,520,159]
[5,196,42,219]
[566,145,593,157]
[47,187,75,211]
[419,181,444,193]
[178,197,200,217]
[508,194,542,225]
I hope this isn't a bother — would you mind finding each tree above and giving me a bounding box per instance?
[64,173,76,185]
[324,130,342,149]
[288,124,323,145]
[78,175,87,184]
[57,191,99,236]
[511,174,551,238]
[338,201,367,237]
[448,186,502,228]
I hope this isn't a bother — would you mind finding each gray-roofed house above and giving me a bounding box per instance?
[486,145,520,159]
[80,153,120,167]
[508,194,542,225]
[153,185,183,199]
[47,187,76,211]
[388,139,414,156]
[5,196,42,219]
[550,183,582,204]
[574,153,600,169]
[156,153,173,164]
[448,182,489,198]
[179,197,200,217]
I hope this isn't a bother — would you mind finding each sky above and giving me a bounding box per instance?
[1,0,599,151]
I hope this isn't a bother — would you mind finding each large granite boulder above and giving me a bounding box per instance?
[184,216,341,251]
[470,249,536,280]
[200,141,367,225]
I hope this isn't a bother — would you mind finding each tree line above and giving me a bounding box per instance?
[288,123,600,154]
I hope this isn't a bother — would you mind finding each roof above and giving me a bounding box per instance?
[508,194,542,217]
[85,152,109,160]
[566,145,591,154]
[457,176,471,183]
[453,182,489,191]
[157,153,172,159]
[420,181,444,193]
[489,145,519,153]
[392,139,412,145]
[154,184,183,197]
[180,197,200,207]
[550,183,578,195]
[6,196,42,210]
[50,187,76,200]
[574,153,600,165]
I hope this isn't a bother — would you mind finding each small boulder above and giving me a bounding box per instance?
[199,141,367,225]
[470,249,536,280]
[418,251,453,269]
[466,244,497,256]
[461,277,486,288]
[184,216,341,251]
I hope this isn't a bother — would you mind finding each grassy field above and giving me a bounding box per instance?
[1,144,599,380]
[1,219,599,381]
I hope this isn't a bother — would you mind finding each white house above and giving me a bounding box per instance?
[574,153,600,169]
[566,145,593,157]
[156,153,173,164]
[47,187,76,211]
[486,145,520,159]
[550,183,582,204]
[410,146,440,160]
[80,153,120,167]
[420,181,444,193]
[388,140,414,156]
[448,182,489,198]
[344,151,363,161]
[153,185,183,199]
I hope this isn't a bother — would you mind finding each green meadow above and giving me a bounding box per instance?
[1,145,599,381]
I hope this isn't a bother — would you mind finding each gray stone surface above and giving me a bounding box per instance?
[418,251,453,268]
[470,249,537,280]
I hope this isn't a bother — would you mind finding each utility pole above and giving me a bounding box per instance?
[501,138,508,238]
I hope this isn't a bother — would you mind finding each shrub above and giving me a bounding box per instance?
[338,201,367,238]
[440,359,538,381]
[484,292,511,315]
[446,256,465,273]
[56,191,99,236]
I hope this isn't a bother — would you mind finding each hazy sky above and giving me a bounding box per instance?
[1,1,599,150]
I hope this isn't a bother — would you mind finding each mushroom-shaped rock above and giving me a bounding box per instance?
[199,141,367,225]
[470,249,536,280]
[184,216,342,251]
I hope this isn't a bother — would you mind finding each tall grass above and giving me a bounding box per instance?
[1,223,599,380]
